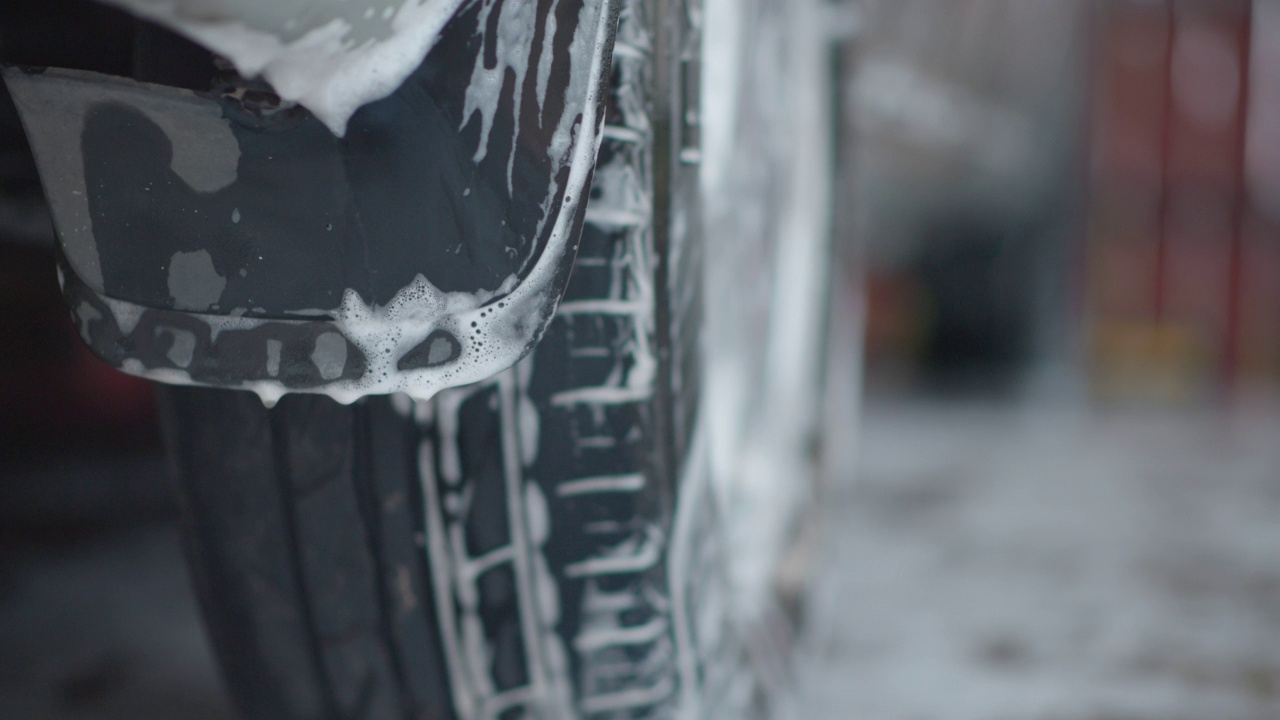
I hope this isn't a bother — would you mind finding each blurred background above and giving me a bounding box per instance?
[852,0,1280,405]
[802,1,1280,719]
[2,0,1280,718]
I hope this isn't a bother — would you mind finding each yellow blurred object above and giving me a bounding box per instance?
[1090,321,1214,404]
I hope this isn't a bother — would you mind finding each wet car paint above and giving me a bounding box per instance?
[7,0,621,404]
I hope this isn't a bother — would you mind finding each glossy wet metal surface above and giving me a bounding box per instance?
[6,0,620,403]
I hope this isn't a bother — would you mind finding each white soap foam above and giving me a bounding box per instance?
[104,0,468,135]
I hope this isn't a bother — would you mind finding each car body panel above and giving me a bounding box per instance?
[6,0,620,404]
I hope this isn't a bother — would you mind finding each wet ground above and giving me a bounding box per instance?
[798,398,1280,720]
[2,398,1279,719]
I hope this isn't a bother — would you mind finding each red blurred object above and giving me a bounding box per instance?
[0,245,159,456]
[1087,0,1279,399]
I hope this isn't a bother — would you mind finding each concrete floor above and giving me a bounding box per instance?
[798,399,1280,720]
[3,399,1279,719]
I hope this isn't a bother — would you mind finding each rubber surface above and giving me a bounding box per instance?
[157,1,722,717]
[160,390,454,719]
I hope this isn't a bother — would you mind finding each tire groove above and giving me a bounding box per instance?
[403,411,461,718]
[351,669,379,720]
[270,406,343,720]
[351,400,419,720]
